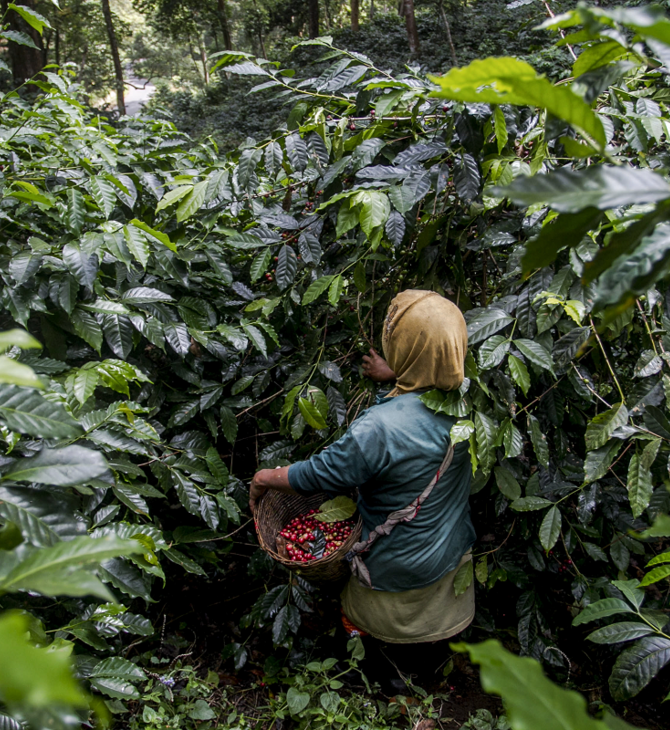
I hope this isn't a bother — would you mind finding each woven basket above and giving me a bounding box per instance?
[255,490,362,583]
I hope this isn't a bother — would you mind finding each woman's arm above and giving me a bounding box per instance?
[249,466,294,513]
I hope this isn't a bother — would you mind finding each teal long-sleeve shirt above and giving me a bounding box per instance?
[288,392,476,592]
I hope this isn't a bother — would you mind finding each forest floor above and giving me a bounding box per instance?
[135,545,667,730]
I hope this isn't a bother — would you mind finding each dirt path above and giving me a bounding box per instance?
[124,71,156,115]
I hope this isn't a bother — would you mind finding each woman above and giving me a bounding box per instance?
[249,290,476,685]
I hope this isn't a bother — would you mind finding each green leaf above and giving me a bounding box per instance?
[303,276,334,305]
[8,3,51,33]
[508,354,530,396]
[286,686,311,715]
[176,181,207,222]
[627,441,659,518]
[90,677,140,700]
[314,496,356,523]
[0,611,88,707]
[539,506,562,551]
[0,535,142,597]
[528,415,549,468]
[609,637,670,701]
[0,385,81,438]
[510,496,553,512]
[453,639,609,730]
[3,445,111,486]
[298,397,327,430]
[572,39,629,77]
[328,275,344,306]
[646,551,670,567]
[0,357,43,388]
[66,188,86,234]
[474,411,497,476]
[585,403,628,450]
[250,249,272,282]
[639,565,670,587]
[128,219,177,252]
[156,185,191,212]
[514,339,555,374]
[220,405,238,444]
[493,106,508,154]
[478,335,510,370]
[90,657,146,681]
[0,330,41,352]
[593,223,670,309]
[90,176,116,218]
[276,245,298,290]
[495,166,670,213]
[454,559,473,597]
[587,622,654,645]
[430,56,606,148]
[494,466,521,501]
[353,190,390,236]
[573,598,635,626]
[123,225,150,268]
[62,243,98,289]
[467,308,514,345]
[501,419,524,458]
[584,440,621,483]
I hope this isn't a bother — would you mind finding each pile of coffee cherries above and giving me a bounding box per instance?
[278,508,355,562]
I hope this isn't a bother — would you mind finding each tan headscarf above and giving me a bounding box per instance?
[381,290,468,396]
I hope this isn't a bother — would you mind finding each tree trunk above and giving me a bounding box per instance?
[197,35,209,84]
[437,0,457,66]
[369,0,375,20]
[216,0,233,50]
[351,0,359,31]
[399,0,420,54]
[2,0,43,85]
[257,30,267,59]
[55,27,60,66]
[308,0,319,38]
[100,0,125,115]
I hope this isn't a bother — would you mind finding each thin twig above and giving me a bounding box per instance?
[198,518,253,542]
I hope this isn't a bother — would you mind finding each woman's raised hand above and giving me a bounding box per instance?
[362,348,396,382]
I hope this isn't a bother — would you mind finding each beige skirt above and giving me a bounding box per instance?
[341,552,475,644]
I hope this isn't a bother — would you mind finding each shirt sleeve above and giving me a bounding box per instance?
[288,415,380,498]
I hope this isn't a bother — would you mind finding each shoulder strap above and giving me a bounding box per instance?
[346,443,455,589]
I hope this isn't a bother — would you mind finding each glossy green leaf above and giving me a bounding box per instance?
[3,445,112,486]
[0,385,81,438]
[430,56,606,148]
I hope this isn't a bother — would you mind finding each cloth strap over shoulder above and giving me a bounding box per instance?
[346,443,455,589]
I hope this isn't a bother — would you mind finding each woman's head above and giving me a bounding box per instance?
[382,290,468,395]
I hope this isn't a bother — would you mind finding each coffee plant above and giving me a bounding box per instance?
[2,2,670,727]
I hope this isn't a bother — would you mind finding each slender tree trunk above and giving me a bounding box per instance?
[197,35,209,83]
[187,37,204,82]
[308,0,319,38]
[100,0,125,115]
[351,0,359,31]
[257,30,267,59]
[55,27,60,66]
[323,0,331,29]
[398,0,420,54]
[2,0,43,85]
[217,0,233,50]
[370,0,375,20]
[437,0,457,66]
